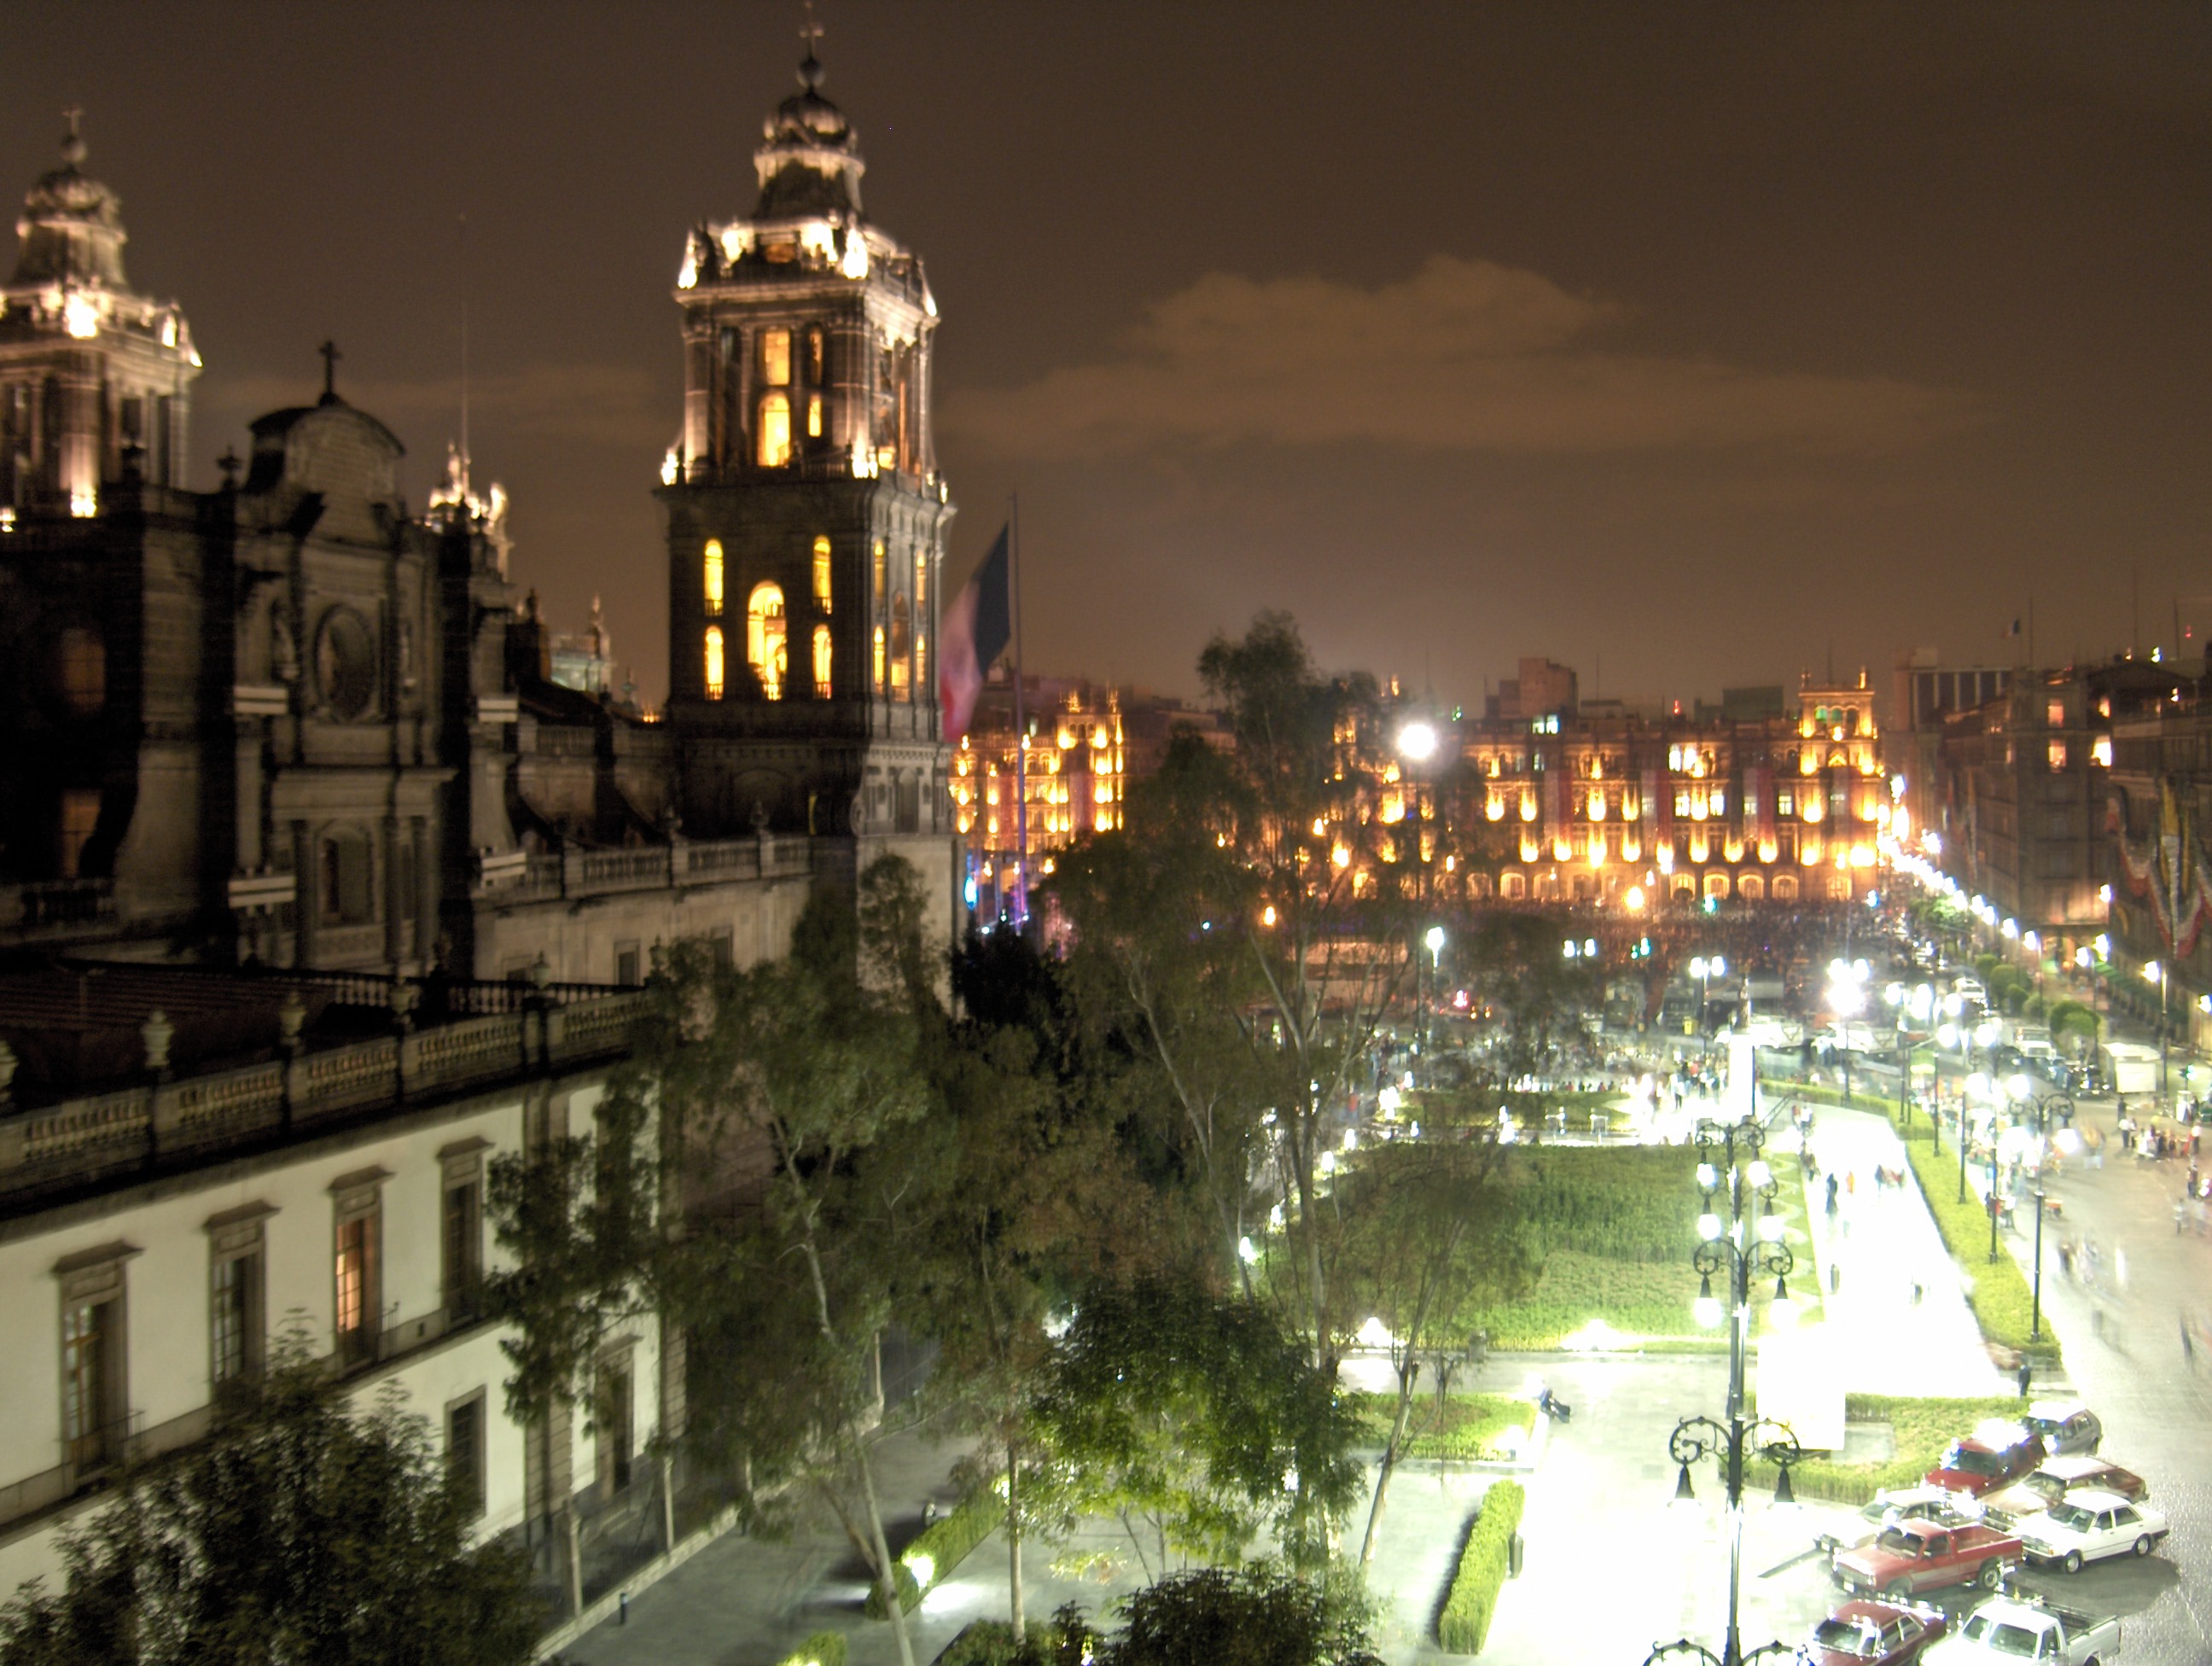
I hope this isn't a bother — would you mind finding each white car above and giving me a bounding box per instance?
[2014,1488,2168,1573]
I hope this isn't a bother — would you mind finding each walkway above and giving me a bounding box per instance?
[1790,1099,2012,1397]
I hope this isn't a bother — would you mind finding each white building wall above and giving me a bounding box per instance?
[0,1069,657,1605]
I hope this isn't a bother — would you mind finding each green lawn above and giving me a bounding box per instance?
[1746,1393,2034,1502]
[1348,1389,1537,1461]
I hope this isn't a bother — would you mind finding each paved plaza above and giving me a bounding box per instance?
[562,1090,2212,1666]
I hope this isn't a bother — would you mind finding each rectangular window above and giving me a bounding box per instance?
[872,540,888,607]
[446,1393,486,1521]
[760,329,791,387]
[210,1250,259,1386]
[442,1176,482,1325]
[806,393,823,438]
[812,536,832,612]
[2046,701,2065,727]
[702,540,724,615]
[2048,740,2068,772]
[331,1174,387,1371]
[62,1300,114,1472]
[806,326,824,382]
[913,551,928,610]
[320,837,373,924]
[1777,789,1796,816]
[597,1361,634,1497]
[614,942,641,987]
[60,788,100,879]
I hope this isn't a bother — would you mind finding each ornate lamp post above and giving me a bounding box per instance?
[1675,1115,1801,1666]
[1641,1641,1804,1666]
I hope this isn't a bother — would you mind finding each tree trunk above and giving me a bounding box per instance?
[855,1443,917,1666]
[1359,1357,1419,1567]
[1006,1437,1026,1643]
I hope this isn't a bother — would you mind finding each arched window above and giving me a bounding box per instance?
[1703,872,1730,900]
[812,624,833,699]
[872,625,886,692]
[812,535,832,612]
[1738,873,1766,901]
[890,597,911,700]
[1499,871,1527,900]
[913,550,928,609]
[872,540,887,606]
[1773,875,1800,902]
[914,621,927,697]
[702,540,724,616]
[806,393,823,438]
[756,393,791,467]
[703,626,725,700]
[748,582,787,700]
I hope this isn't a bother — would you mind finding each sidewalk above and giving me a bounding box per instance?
[1794,1101,2012,1397]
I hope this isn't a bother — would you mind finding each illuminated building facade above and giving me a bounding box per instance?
[656,42,957,894]
[0,117,198,520]
[952,679,1126,921]
[1349,669,1896,909]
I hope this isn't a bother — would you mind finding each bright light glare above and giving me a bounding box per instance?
[1694,1294,1724,1329]
[1697,1213,1724,1242]
[1397,721,1438,760]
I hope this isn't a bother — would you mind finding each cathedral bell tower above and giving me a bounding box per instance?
[0,115,200,518]
[657,39,953,853]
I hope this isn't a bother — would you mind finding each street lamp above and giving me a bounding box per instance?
[1674,1115,1800,1666]
[1423,924,1446,1057]
[1641,1641,1803,1666]
[1691,956,1726,1036]
[2145,960,2170,1103]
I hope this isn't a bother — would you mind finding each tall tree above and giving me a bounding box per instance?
[651,858,940,1666]
[1055,612,1415,1365]
[0,1331,538,1666]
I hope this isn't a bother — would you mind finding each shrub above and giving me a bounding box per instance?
[934,1616,1081,1666]
[779,1630,850,1666]
[865,1493,1009,1618]
[1435,1479,1524,1654]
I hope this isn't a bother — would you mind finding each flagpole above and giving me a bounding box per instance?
[1011,493,1029,929]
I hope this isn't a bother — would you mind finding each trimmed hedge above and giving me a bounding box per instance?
[1436,1479,1524,1655]
[778,1632,849,1666]
[1745,1392,2033,1502]
[866,1494,1009,1618]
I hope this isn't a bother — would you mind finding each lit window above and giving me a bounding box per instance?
[704,625,725,699]
[873,539,888,604]
[2048,740,2068,772]
[813,624,833,698]
[812,535,832,611]
[806,393,823,438]
[760,329,791,386]
[2047,702,2064,727]
[890,597,911,700]
[873,625,886,691]
[2091,736,2112,766]
[913,551,928,609]
[806,325,824,381]
[55,626,106,715]
[757,393,791,466]
[748,582,788,700]
[702,540,724,615]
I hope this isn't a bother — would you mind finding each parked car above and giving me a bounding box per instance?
[2015,1488,2170,1574]
[1815,1487,1980,1555]
[1980,1456,2145,1528]
[1833,1518,2022,1599]
[1805,1600,1949,1665]
[1923,1424,2046,1497]
[1923,1593,2119,1665]
[2018,1399,2102,1457]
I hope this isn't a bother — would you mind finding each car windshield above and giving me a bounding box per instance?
[1810,1620,1878,1657]
[2048,1502,2096,1530]
[1943,1445,2001,1475]
[1875,1527,1923,1554]
[1960,1616,2046,1657]
[2025,1474,2066,1502]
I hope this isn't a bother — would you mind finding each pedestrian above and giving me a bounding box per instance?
[2016,1358,2033,1399]
[1825,1172,1840,1217]
[2184,1311,2196,1366]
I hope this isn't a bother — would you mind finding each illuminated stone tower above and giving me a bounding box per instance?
[659,39,954,871]
[0,115,200,516]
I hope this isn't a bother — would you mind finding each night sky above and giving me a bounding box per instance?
[7,3,2208,713]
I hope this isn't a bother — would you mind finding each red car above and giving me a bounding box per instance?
[1805,1600,1949,1665]
[1922,1425,2046,1497]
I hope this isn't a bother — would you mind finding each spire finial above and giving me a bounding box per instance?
[799,1,824,89]
[317,339,342,402]
[60,107,86,167]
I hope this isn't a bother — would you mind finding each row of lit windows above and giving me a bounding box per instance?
[703,537,834,619]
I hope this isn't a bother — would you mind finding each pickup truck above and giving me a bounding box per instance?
[1832,1518,2020,1599]
[1924,1593,2119,1665]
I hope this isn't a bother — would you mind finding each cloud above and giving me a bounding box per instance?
[204,363,666,454]
[945,255,1966,460]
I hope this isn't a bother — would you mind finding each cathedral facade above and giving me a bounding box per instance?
[0,52,958,985]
